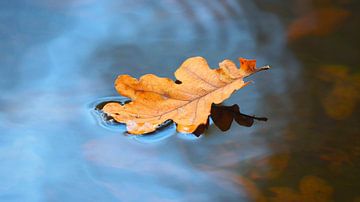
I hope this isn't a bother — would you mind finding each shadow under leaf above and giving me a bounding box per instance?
[192,104,268,136]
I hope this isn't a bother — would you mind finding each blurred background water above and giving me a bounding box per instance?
[0,0,359,201]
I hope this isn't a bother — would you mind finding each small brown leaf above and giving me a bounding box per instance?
[103,57,269,134]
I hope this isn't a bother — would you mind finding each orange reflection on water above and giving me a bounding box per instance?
[287,7,350,41]
[318,65,360,120]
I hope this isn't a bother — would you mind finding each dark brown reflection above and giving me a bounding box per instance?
[213,104,262,129]
[96,101,267,136]
[192,104,268,136]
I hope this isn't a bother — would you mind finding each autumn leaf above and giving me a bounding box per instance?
[97,102,267,136]
[102,56,269,134]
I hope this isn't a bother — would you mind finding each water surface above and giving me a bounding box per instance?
[0,0,359,201]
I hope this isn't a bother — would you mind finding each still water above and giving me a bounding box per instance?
[0,0,359,201]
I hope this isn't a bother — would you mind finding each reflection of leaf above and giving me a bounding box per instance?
[250,153,290,180]
[269,175,333,202]
[235,176,268,202]
[353,196,360,202]
[300,176,333,202]
[287,7,350,41]
[320,147,353,172]
[211,104,267,131]
[204,171,267,202]
[103,57,269,134]
[192,104,267,136]
[269,187,300,202]
[319,65,360,120]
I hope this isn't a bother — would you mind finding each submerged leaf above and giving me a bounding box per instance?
[103,56,269,134]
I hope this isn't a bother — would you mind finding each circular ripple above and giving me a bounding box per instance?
[89,96,176,141]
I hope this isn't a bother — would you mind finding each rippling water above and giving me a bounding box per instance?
[1,0,359,201]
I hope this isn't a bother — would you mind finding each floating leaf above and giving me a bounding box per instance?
[98,102,267,136]
[103,57,269,134]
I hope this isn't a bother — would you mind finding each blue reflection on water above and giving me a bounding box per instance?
[0,0,298,201]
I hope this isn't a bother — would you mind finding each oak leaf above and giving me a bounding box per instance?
[103,56,269,134]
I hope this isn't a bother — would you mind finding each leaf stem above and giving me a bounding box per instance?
[245,65,271,78]
[239,112,268,121]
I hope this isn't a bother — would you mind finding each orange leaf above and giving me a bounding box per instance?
[102,57,269,134]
